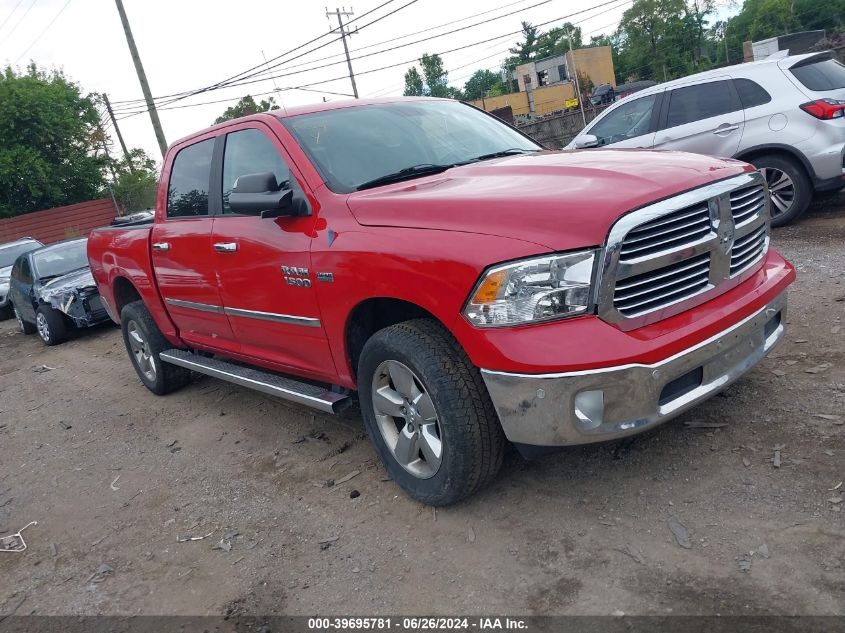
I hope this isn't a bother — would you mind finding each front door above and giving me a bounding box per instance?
[653,79,745,158]
[212,125,335,381]
[587,91,661,148]
[151,136,238,353]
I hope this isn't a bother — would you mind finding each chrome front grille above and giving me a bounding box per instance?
[730,185,766,226]
[730,224,767,276]
[598,172,770,331]
[619,202,711,261]
[614,253,711,316]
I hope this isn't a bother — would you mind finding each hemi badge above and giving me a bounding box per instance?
[316,272,334,282]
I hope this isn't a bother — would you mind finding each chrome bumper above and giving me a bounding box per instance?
[481,292,787,447]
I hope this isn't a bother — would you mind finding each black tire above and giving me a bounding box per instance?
[0,304,12,321]
[13,304,36,335]
[750,154,812,227]
[36,306,68,346]
[358,319,505,506]
[120,300,191,395]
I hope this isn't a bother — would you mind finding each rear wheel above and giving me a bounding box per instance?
[121,300,191,395]
[750,154,811,227]
[0,304,12,321]
[358,319,505,506]
[13,305,36,335]
[36,306,67,346]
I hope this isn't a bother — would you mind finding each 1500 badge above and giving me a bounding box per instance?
[281,265,312,288]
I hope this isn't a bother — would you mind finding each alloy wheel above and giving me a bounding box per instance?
[126,320,156,382]
[761,167,795,219]
[371,360,443,479]
[36,312,50,343]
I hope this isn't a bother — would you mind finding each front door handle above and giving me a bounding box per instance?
[213,242,238,253]
[152,242,171,252]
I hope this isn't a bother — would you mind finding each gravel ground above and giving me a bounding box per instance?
[0,196,843,618]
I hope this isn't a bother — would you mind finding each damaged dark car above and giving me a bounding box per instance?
[8,238,111,345]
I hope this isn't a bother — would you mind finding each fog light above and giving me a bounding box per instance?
[574,390,604,429]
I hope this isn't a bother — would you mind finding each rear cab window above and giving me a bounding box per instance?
[790,57,845,92]
[166,139,215,218]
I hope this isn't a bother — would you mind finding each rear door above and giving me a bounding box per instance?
[584,91,662,148]
[211,124,336,381]
[653,78,745,158]
[9,256,36,322]
[151,136,239,353]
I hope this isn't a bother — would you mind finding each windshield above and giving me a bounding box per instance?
[32,239,88,280]
[284,100,541,192]
[0,241,40,268]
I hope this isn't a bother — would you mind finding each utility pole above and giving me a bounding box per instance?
[114,0,168,158]
[566,31,587,128]
[326,7,359,98]
[102,93,135,173]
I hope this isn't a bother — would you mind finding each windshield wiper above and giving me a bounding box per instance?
[471,148,540,162]
[356,164,454,191]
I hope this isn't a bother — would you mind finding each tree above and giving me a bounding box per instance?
[110,149,158,213]
[533,24,583,59]
[462,69,502,100]
[402,53,460,98]
[0,64,106,218]
[214,94,280,124]
[507,22,540,66]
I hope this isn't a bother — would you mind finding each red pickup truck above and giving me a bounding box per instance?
[88,97,795,505]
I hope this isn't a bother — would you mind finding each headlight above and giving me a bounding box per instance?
[463,250,597,327]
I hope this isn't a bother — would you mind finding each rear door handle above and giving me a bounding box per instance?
[713,124,739,135]
[213,242,238,253]
[152,242,171,252]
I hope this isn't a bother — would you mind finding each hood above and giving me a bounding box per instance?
[38,267,97,302]
[0,265,11,280]
[346,150,751,250]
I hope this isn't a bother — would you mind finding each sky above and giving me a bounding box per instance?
[0,0,732,161]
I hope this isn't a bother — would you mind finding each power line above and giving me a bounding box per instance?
[115,0,631,119]
[110,0,406,107]
[0,0,25,34]
[3,0,37,42]
[14,0,71,63]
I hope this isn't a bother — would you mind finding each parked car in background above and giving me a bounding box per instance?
[89,98,793,505]
[590,83,615,105]
[0,237,44,320]
[8,238,110,345]
[567,51,845,226]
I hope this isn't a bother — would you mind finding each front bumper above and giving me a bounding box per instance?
[481,292,786,447]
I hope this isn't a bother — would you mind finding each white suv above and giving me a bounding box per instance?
[567,51,845,226]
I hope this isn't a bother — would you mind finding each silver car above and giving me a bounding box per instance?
[567,51,845,226]
[0,237,43,319]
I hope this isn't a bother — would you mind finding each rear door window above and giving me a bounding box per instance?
[790,57,845,91]
[734,78,772,108]
[665,80,739,128]
[167,139,215,218]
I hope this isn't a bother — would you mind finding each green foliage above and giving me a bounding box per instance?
[111,148,158,214]
[462,69,502,100]
[214,94,280,124]
[532,24,583,59]
[507,22,540,65]
[0,64,106,218]
[402,53,463,98]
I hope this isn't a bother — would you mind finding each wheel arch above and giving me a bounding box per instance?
[112,276,143,318]
[344,297,448,381]
[734,144,814,182]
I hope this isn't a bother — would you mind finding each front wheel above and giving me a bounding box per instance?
[36,306,67,346]
[750,154,811,227]
[358,319,505,506]
[120,300,191,395]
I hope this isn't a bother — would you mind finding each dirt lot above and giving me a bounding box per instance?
[0,198,843,619]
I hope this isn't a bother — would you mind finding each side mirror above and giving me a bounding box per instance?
[574,134,599,149]
[228,172,296,219]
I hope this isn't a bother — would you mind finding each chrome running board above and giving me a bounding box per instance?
[159,349,348,414]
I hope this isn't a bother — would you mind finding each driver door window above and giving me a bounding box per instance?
[589,93,659,148]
